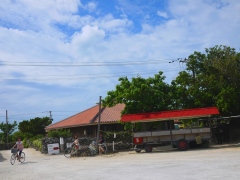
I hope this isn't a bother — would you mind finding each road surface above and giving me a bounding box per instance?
[1,143,240,180]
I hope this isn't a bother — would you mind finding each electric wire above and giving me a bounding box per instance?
[0,59,174,67]
[0,68,183,81]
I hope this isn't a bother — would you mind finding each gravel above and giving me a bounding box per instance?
[1,143,240,180]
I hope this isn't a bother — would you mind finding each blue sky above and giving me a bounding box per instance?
[0,0,240,126]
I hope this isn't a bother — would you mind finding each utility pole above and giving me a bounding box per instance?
[96,96,102,154]
[6,110,8,149]
[49,111,53,121]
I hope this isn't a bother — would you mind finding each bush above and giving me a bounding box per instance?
[31,139,42,150]
[102,131,132,143]
[22,139,29,148]
[47,129,72,138]
[11,131,34,142]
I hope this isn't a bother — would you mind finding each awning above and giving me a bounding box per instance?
[121,107,220,123]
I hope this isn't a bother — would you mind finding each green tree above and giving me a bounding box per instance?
[18,117,52,136]
[172,45,240,115]
[204,45,240,115]
[0,121,17,143]
[102,71,171,114]
[102,72,172,131]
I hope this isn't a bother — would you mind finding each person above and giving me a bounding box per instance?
[222,122,230,144]
[98,133,105,154]
[215,121,223,144]
[12,137,24,161]
[73,134,80,149]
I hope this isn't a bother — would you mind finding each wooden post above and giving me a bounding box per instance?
[96,96,102,154]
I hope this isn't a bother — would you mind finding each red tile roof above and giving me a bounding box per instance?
[121,107,220,123]
[95,104,125,124]
[45,104,125,131]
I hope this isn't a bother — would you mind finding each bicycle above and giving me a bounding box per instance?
[64,141,107,158]
[64,142,79,158]
[98,143,108,154]
[10,148,25,165]
[90,140,108,154]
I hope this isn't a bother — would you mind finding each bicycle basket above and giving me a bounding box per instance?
[11,148,18,154]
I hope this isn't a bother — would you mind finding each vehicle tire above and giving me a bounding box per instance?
[144,145,153,153]
[19,152,25,163]
[135,149,142,153]
[177,139,189,151]
[64,147,72,158]
[10,154,15,165]
[172,142,177,148]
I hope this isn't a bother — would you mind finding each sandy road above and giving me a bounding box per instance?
[1,144,240,180]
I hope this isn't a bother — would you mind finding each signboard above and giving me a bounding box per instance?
[47,143,60,155]
[60,137,64,145]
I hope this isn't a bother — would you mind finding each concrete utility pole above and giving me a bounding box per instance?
[49,111,53,121]
[96,96,102,154]
[6,110,8,149]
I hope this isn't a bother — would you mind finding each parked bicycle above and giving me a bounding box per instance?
[10,148,25,165]
[90,141,108,154]
[98,143,108,154]
[64,141,108,158]
[64,142,79,158]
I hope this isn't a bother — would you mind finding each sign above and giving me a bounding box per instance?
[47,143,60,155]
[60,137,64,145]
[133,137,143,145]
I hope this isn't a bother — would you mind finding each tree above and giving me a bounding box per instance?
[204,45,240,115]
[102,71,172,131]
[0,121,17,143]
[172,45,240,115]
[102,71,171,114]
[171,51,216,109]
[18,117,52,136]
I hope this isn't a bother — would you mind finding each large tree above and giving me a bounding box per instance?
[172,45,240,115]
[204,45,240,115]
[102,71,172,114]
[0,121,17,143]
[18,117,52,136]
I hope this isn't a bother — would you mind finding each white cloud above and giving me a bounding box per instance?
[96,14,132,33]
[71,25,105,45]
[157,11,168,18]
[83,1,97,12]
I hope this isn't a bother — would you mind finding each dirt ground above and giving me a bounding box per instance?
[1,143,240,180]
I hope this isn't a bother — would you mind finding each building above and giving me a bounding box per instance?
[45,104,125,137]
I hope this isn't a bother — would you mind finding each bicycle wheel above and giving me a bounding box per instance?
[19,152,25,163]
[64,147,72,158]
[102,144,108,154]
[10,154,16,165]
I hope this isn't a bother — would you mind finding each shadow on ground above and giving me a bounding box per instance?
[133,142,240,154]
[0,152,7,162]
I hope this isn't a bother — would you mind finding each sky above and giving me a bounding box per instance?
[0,0,240,126]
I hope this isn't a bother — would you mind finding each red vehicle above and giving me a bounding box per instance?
[121,107,220,152]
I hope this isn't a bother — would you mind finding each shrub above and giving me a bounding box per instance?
[47,129,72,138]
[32,139,42,150]
[102,131,132,143]
[22,139,29,148]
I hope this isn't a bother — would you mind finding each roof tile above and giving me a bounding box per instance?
[45,104,125,131]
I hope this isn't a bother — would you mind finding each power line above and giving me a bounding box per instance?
[1,111,48,117]
[0,68,183,81]
[0,59,175,67]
